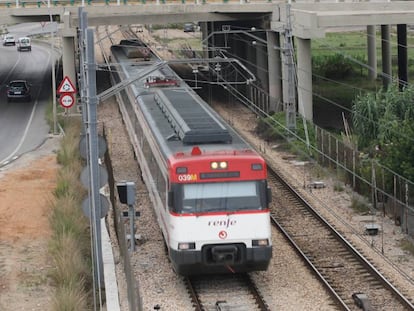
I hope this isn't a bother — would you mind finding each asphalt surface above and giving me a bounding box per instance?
[0,23,57,166]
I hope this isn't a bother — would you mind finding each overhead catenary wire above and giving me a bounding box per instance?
[103,23,414,147]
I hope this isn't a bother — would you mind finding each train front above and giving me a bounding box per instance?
[167,147,272,275]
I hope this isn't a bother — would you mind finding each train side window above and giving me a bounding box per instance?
[266,186,272,204]
[168,190,174,209]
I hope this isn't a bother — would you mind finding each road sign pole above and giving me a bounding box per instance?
[51,18,57,135]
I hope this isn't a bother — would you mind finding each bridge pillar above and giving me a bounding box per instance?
[62,37,76,89]
[397,24,408,90]
[255,35,268,92]
[200,21,209,60]
[381,25,392,89]
[296,37,313,121]
[267,31,282,113]
[62,11,78,110]
[367,25,377,81]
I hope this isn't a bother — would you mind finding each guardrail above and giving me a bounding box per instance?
[0,0,395,8]
[0,0,271,8]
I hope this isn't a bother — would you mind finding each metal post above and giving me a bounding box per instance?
[129,204,136,252]
[52,31,57,134]
[43,1,57,134]
[79,8,88,135]
[85,26,104,304]
[284,4,296,133]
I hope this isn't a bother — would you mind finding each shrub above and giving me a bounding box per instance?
[313,53,355,79]
[52,282,88,311]
[54,164,84,199]
[350,193,371,214]
[49,118,92,310]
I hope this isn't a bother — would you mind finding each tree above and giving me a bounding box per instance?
[352,84,414,181]
[379,120,414,181]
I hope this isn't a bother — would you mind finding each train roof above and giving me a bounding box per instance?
[111,43,256,158]
[154,89,232,144]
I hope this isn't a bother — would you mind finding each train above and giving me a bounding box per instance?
[110,39,272,275]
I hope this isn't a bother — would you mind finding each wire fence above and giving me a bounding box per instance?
[244,82,414,237]
[315,126,414,236]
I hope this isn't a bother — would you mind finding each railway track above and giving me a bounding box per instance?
[185,273,270,311]
[96,24,414,310]
[96,25,275,310]
[267,166,414,311]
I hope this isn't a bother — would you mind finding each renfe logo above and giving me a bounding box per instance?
[208,219,237,228]
[218,230,227,239]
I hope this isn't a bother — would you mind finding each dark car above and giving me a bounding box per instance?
[183,23,195,32]
[6,80,31,102]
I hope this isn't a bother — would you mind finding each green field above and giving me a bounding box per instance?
[311,28,414,130]
[312,28,414,91]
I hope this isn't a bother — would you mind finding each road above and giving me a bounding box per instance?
[0,24,56,166]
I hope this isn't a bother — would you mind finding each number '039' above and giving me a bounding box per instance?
[178,174,197,181]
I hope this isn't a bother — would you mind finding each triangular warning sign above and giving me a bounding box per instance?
[57,76,77,94]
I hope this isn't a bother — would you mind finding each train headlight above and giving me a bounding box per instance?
[178,242,195,250]
[252,239,269,247]
[211,161,228,170]
[219,161,227,169]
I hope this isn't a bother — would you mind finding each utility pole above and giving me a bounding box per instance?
[283,4,296,133]
[79,10,105,309]
[79,7,88,135]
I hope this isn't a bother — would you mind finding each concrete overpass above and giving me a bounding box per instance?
[2,0,414,121]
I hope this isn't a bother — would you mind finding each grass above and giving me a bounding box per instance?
[152,35,202,58]
[18,269,49,288]
[313,29,414,60]
[399,238,414,256]
[48,117,92,310]
[312,29,414,122]
[333,181,345,192]
[350,193,371,214]
[54,164,86,198]
[52,282,88,311]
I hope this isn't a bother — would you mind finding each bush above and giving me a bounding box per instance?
[56,119,82,167]
[350,193,371,214]
[313,53,355,79]
[54,164,84,199]
[256,112,316,158]
[49,234,89,287]
[52,282,88,311]
[49,196,89,251]
[49,118,92,310]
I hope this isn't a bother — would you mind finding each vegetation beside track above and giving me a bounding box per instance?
[47,116,93,310]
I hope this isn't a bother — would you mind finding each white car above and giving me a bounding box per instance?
[16,37,31,51]
[2,34,15,46]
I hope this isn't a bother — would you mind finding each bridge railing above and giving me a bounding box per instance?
[0,0,273,8]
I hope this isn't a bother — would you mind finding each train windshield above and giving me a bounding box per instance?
[173,181,266,213]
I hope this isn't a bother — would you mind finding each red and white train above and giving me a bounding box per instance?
[111,39,272,275]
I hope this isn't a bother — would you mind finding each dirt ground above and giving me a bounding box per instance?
[0,136,61,311]
[0,26,185,311]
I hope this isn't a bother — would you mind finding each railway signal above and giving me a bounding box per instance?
[117,181,140,252]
